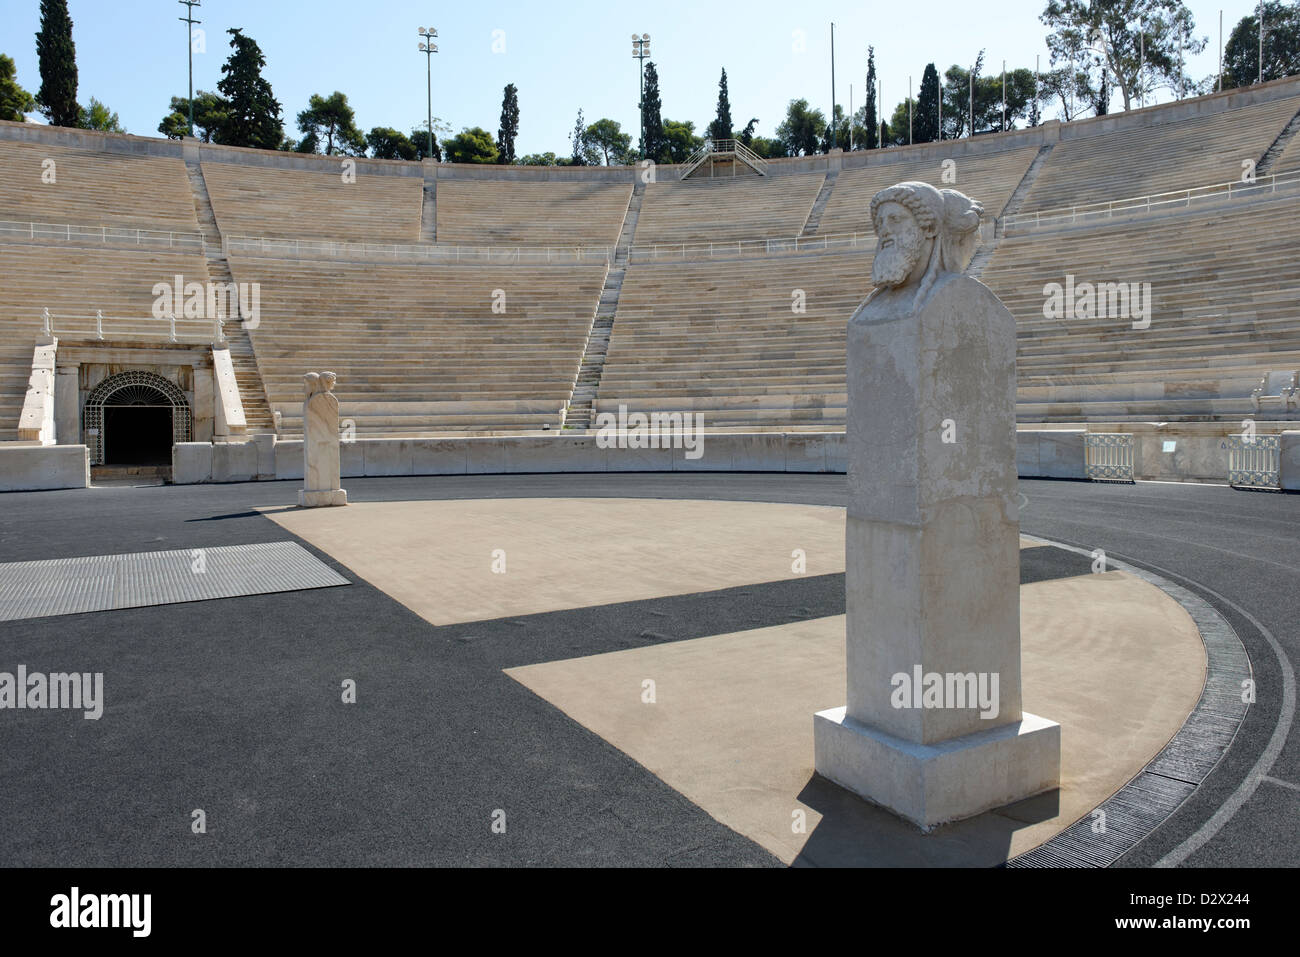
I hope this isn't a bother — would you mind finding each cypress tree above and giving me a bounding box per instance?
[709,68,733,141]
[640,61,665,161]
[864,47,878,149]
[498,83,519,163]
[215,28,284,150]
[915,63,941,143]
[35,0,79,128]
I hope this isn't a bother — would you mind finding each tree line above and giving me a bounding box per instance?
[3,0,1300,164]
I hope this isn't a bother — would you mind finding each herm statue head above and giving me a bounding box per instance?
[866,181,983,311]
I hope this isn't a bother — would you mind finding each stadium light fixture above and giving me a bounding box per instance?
[632,34,650,157]
[418,27,439,161]
[177,1,202,138]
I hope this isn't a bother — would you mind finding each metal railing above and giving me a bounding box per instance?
[1003,168,1300,232]
[223,235,612,266]
[1084,432,1135,482]
[0,219,206,252]
[679,138,770,178]
[628,230,875,263]
[33,308,229,346]
[1228,434,1282,490]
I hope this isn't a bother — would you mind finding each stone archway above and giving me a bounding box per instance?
[83,371,192,466]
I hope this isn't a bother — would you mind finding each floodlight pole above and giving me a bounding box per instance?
[632,35,650,157]
[831,23,837,151]
[418,28,439,160]
[909,76,913,145]
[1259,2,1265,84]
[178,1,202,137]
[1219,9,1224,92]
[1002,60,1006,131]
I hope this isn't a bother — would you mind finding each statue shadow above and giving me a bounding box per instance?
[791,773,1060,868]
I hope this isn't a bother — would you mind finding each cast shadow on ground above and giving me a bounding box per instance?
[791,773,1060,867]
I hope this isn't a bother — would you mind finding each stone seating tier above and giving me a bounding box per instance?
[226,255,606,435]
[816,146,1039,238]
[633,173,826,245]
[0,139,200,232]
[1019,95,1300,212]
[200,161,423,243]
[435,180,633,246]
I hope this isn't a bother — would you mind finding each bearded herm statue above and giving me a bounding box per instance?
[815,181,1060,831]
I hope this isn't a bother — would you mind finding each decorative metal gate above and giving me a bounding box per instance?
[1084,433,1135,483]
[83,371,192,466]
[1227,434,1281,490]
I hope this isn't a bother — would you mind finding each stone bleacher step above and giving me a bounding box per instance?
[968,143,1054,279]
[800,170,839,236]
[1257,104,1300,175]
[185,160,277,434]
[565,184,644,429]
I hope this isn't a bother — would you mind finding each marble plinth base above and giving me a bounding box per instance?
[298,489,348,508]
[813,706,1060,831]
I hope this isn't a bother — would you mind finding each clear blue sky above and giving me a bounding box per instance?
[0,0,1268,154]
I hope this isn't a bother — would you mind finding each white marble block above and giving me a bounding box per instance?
[298,371,348,508]
[814,181,1059,830]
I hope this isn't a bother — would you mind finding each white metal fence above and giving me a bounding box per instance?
[1227,434,1282,490]
[0,219,205,252]
[34,309,229,346]
[1084,433,1135,482]
[223,235,612,265]
[1003,168,1300,232]
[628,231,875,263]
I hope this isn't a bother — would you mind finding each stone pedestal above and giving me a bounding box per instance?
[813,182,1058,830]
[298,371,347,508]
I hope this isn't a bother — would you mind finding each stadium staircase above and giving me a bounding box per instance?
[420,175,437,242]
[967,144,1055,279]
[565,182,645,430]
[800,170,839,236]
[1257,104,1300,175]
[185,162,277,434]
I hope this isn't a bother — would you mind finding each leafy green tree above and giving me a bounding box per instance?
[737,117,759,147]
[707,67,733,140]
[941,53,984,138]
[0,54,36,121]
[215,28,283,150]
[158,91,229,141]
[1223,2,1300,88]
[863,47,879,148]
[36,0,79,128]
[519,152,561,165]
[444,127,499,164]
[942,57,1039,135]
[639,61,666,161]
[1038,64,1095,120]
[661,118,703,162]
[747,135,781,159]
[410,117,449,161]
[822,104,850,150]
[585,117,632,165]
[497,83,519,163]
[294,91,366,155]
[367,127,418,160]
[570,108,597,165]
[1041,0,1207,110]
[79,97,124,132]
[774,99,826,156]
[915,63,941,143]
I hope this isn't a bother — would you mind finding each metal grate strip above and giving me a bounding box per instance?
[0,542,348,622]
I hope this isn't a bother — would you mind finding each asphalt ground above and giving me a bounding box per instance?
[0,473,1292,867]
